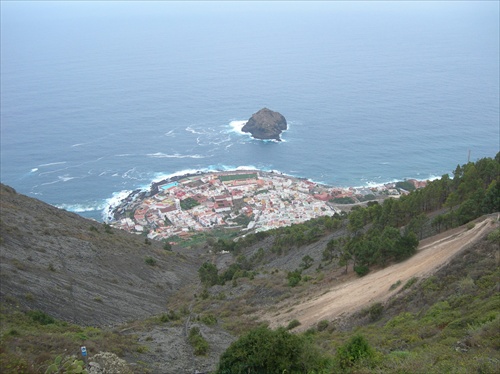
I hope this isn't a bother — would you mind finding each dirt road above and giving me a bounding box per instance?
[266,216,498,330]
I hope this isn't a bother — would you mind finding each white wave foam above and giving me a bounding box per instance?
[39,162,67,167]
[71,143,84,147]
[40,175,77,186]
[185,126,206,135]
[208,136,231,145]
[59,175,75,182]
[31,168,38,173]
[362,181,393,189]
[102,189,137,222]
[41,180,60,186]
[122,168,141,180]
[234,165,259,171]
[229,120,247,134]
[146,152,206,159]
[359,174,441,189]
[164,130,176,137]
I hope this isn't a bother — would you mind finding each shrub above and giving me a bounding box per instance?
[354,264,369,276]
[27,310,55,325]
[389,280,402,290]
[487,228,500,242]
[403,277,418,290]
[287,269,302,287]
[200,314,217,326]
[216,326,331,374]
[335,334,375,370]
[286,319,301,330]
[198,262,219,287]
[317,320,329,332]
[368,303,384,322]
[188,327,209,356]
[159,310,179,323]
[136,345,148,353]
[144,256,156,266]
[200,288,209,300]
[301,255,314,269]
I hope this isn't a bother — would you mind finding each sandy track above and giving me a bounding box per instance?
[266,216,497,330]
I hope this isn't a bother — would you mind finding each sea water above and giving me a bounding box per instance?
[1,1,498,221]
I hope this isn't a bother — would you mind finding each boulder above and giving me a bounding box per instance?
[242,108,287,141]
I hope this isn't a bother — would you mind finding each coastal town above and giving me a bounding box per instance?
[109,170,426,241]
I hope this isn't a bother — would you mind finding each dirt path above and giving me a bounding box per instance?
[265,216,498,330]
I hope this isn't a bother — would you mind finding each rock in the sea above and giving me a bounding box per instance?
[242,108,287,141]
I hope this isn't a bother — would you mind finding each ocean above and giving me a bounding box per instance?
[1,1,499,221]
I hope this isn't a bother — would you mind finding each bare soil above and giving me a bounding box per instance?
[263,215,498,331]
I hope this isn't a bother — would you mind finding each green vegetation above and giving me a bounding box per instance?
[357,193,377,202]
[216,325,332,374]
[316,320,329,332]
[286,319,301,330]
[403,277,418,290]
[301,254,314,269]
[27,310,55,325]
[144,256,156,266]
[198,262,220,287]
[198,257,255,287]
[287,269,302,287]
[199,313,217,326]
[0,303,137,374]
[389,280,402,290]
[326,154,500,277]
[159,309,180,323]
[180,197,200,210]
[215,231,499,373]
[395,180,416,191]
[330,196,356,204]
[187,327,209,356]
[45,355,87,374]
[335,334,376,371]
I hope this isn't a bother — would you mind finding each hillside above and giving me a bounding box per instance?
[0,184,203,326]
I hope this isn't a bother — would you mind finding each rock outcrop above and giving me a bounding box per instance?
[242,108,287,141]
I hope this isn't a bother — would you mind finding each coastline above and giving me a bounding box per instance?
[106,168,429,241]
